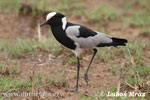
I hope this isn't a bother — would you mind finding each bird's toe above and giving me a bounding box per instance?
[84,73,89,85]
[70,88,78,92]
[65,87,78,92]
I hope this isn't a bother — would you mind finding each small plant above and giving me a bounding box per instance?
[51,0,71,14]
[0,0,21,13]
[140,29,150,37]
[80,87,132,100]
[86,4,118,23]
[28,0,50,16]
[0,63,4,74]
[9,62,20,76]
[0,41,8,51]
[3,36,61,57]
[0,75,19,91]
[106,64,117,74]
[30,71,42,87]
[47,76,58,84]
[124,42,145,64]
[0,61,20,77]
[148,41,150,48]
[17,79,31,88]
[6,39,34,57]
[125,66,146,86]
[51,49,62,56]
[124,11,150,27]
[72,9,84,16]
[104,48,115,61]
[70,1,85,16]
[67,56,77,65]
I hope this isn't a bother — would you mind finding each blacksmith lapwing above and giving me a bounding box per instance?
[40,12,127,92]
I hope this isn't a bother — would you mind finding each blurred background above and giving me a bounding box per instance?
[0,0,150,99]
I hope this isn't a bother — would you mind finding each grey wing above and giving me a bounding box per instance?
[65,25,113,48]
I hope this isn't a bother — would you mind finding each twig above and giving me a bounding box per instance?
[32,70,35,93]
[37,83,50,89]
[126,47,135,66]
[37,23,41,42]
[125,81,136,90]
[117,68,122,93]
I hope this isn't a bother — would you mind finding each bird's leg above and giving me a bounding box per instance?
[71,57,80,92]
[84,49,97,85]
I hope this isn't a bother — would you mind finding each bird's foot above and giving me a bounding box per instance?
[84,73,89,85]
[65,87,78,92]
[70,88,78,92]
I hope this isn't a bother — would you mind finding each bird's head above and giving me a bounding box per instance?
[40,12,65,27]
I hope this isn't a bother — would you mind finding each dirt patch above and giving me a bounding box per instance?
[3,49,119,100]
[0,0,150,100]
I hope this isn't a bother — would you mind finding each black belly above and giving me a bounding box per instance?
[51,27,76,50]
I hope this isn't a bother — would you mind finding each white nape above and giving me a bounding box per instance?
[46,12,57,21]
[62,17,67,30]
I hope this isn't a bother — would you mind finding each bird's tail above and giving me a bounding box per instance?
[97,37,128,47]
[111,37,128,46]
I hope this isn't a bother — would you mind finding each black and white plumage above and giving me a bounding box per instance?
[40,12,127,92]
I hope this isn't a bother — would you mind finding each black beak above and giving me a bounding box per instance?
[40,21,47,27]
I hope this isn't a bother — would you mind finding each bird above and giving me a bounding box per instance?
[40,12,127,92]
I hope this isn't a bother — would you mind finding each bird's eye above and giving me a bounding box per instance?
[51,17,55,20]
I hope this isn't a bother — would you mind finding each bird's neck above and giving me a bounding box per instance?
[62,17,67,30]
[49,17,67,30]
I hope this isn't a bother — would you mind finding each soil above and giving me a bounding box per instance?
[0,0,149,100]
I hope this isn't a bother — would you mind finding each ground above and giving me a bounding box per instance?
[0,0,150,100]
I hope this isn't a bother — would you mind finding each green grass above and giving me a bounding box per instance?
[140,28,150,37]
[0,75,18,91]
[0,70,65,99]
[31,72,42,87]
[62,53,78,65]
[49,0,74,14]
[125,65,150,86]
[51,49,62,56]
[80,87,146,99]
[0,63,3,72]
[47,76,58,84]
[133,0,149,9]
[52,0,71,13]
[148,42,150,48]
[0,61,19,77]
[68,56,77,65]
[0,62,31,95]
[120,42,149,86]
[46,72,67,88]
[0,75,33,99]
[29,0,49,11]
[69,1,85,16]
[95,47,122,62]
[94,41,149,99]
[0,41,8,51]
[49,0,85,16]
[0,0,150,99]
[0,0,50,14]
[86,4,118,23]
[17,79,31,89]
[0,36,60,57]
[6,39,35,57]
[9,62,19,76]
[121,0,149,10]
[0,71,43,91]
[0,0,21,13]
[0,75,30,92]
[124,42,145,65]
[120,0,149,29]
[106,64,117,74]
[124,11,150,27]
